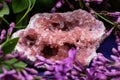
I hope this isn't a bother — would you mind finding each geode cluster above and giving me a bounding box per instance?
[12,9,105,65]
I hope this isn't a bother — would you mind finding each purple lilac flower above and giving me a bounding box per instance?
[13,71,25,80]
[84,35,120,80]
[51,0,64,12]
[5,51,26,60]
[25,68,38,75]
[84,0,103,4]
[7,22,15,36]
[56,1,62,8]
[108,12,120,17]
[35,48,82,79]
[106,27,114,37]
[0,67,16,80]
[0,66,40,80]
[0,29,6,41]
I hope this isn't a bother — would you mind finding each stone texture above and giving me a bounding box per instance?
[12,9,105,65]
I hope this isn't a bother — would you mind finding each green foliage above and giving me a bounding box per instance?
[1,37,19,54]
[12,0,29,13]
[0,1,9,17]
[0,58,27,73]
[16,0,36,25]
[4,58,17,65]
[13,61,27,69]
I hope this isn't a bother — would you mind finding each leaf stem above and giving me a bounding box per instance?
[29,0,36,11]
[16,0,36,25]
[94,11,116,26]
[1,17,9,25]
[78,0,84,9]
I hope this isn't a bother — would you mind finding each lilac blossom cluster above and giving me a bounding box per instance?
[35,48,84,80]
[51,0,65,12]
[34,34,120,80]
[51,0,104,12]
[0,23,41,80]
[86,35,120,80]
[1,0,120,80]
[0,67,39,80]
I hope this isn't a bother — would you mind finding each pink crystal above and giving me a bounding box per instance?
[12,9,105,65]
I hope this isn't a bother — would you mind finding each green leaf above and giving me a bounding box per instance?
[94,11,115,26]
[15,26,26,29]
[1,37,19,54]
[0,1,9,17]
[12,0,29,13]
[16,0,31,25]
[78,0,85,9]
[0,64,10,73]
[4,58,17,65]
[13,61,27,69]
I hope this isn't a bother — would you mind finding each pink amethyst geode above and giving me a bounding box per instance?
[12,9,105,65]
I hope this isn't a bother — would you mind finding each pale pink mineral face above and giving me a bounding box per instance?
[12,9,105,65]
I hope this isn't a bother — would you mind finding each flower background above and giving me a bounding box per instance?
[0,0,120,80]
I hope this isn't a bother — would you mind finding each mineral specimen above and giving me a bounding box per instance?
[12,9,105,65]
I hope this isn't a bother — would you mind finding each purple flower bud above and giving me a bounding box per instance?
[112,48,119,56]
[7,22,15,36]
[95,73,107,80]
[45,59,54,65]
[55,64,63,72]
[109,12,120,17]
[107,69,120,76]
[117,16,120,23]
[111,55,119,62]
[25,68,38,75]
[85,2,90,7]
[64,76,69,80]
[68,47,76,61]
[5,0,12,3]
[0,29,6,41]
[51,7,56,13]
[54,72,62,80]
[46,65,54,71]
[73,65,82,72]
[106,27,114,37]
[115,35,120,43]
[22,70,33,80]
[94,61,104,65]
[44,71,53,76]
[5,54,15,59]
[75,60,84,70]
[36,55,46,62]
[34,62,44,67]
[114,62,120,69]
[55,60,63,65]
[97,53,109,63]
[56,1,62,8]
[86,68,95,79]
[0,67,16,78]
[0,3,3,9]
[13,72,25,80]
[71,70,78,75]
[118,46,120,52]
[66,72,70,76]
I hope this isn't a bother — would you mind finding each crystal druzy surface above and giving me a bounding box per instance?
[12,9,105,65]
